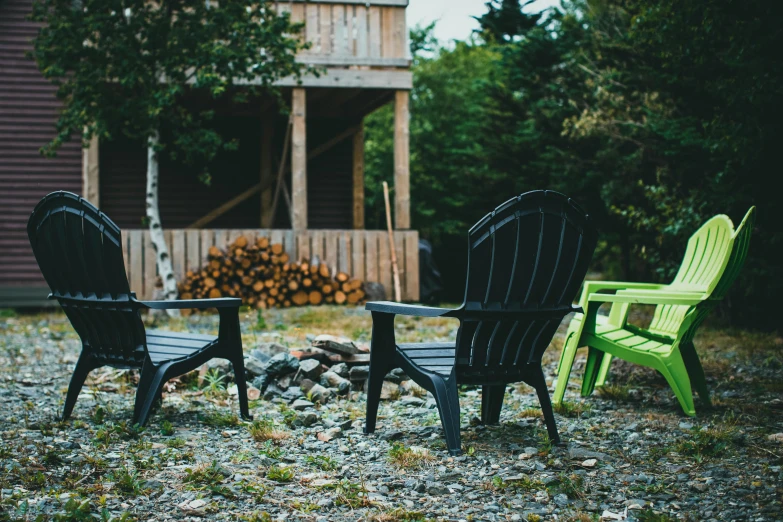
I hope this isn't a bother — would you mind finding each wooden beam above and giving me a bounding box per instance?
[186,121,357,229]
[283,0,408,5]
[353,122,365,229]
[82,135,99,206]
[292,88,308,230]
[271,69,413,89]
[260,118,274,227]
[296,56,410,67]
[394,90,410,229]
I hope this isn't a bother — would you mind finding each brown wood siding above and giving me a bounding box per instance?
[0,0,82,297]
[308,137,353,229]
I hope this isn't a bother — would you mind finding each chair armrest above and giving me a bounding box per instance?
[583,281,666,294]
[588,292,705,306]
[137,298,243,310]
[365,301,456,317]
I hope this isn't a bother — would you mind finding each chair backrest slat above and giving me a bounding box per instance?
[456,191,597,379]
[28,191,146,367]
[648,215,734,337]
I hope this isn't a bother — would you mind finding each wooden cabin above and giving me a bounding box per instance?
[0,0,419,307]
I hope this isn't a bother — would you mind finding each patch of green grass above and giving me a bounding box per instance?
[306,454,338,471]
[159,420,175,436]
[166,437,186,448]
[239,512,273,522]
[249,417,289,443]
[553,400,591,418]
[388,443,435,468]
[266,464,295,482]
[0,309,16,318]
[548,472,586,499]
[200,411,240,427]
[536,429,554,455]
[92,405,108,424]
[369,508,429,521]
[596,384,631,401]
[675,425,738,461]
[518,408,542,418]
[109,465,146,497]
[202,368,228,397]
[21,470,48,490]
[43,449,64,467]
[488,475,544,492]
[315,479,373,509]
[184,460,234,497]
[258,440,284,459]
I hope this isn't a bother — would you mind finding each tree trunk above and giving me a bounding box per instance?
[146,132,180,317]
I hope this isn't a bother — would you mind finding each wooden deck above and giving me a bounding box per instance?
[123,229,419,302]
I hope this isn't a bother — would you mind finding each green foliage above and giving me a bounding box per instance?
[265,464,295,482]
[365,2,781,328]
[305,454,338,471]
[30,0,308,182]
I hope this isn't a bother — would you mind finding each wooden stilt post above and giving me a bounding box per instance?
[82,135,99,206]
[260,118,274,227]
[353,121,365,229]
[292,88,308,230]
[394,90,410,230]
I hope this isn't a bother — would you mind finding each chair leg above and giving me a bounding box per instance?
[432,375,461,455]
[528,366,560,445]
[595,354,614,386]
[553,331,579,404]
[133,362,170,427]
[61,351,95,421]
[657,356,696,417]
[679,341,711,407]
[365,312,396,434]
[231,355,253,420]
[480,385,505,425]
[580,347,605,397]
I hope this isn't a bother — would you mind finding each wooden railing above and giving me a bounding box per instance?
[122,228,419,302]
[275,0,409,67]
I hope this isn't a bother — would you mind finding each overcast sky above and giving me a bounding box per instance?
[407,0,560,44]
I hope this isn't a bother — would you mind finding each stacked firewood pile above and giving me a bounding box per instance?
[178,235,366,308]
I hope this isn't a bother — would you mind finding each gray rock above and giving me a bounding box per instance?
[381,430,404,441]
[249,349,271,363]
[426,481,449,495]
[295,411,318,427]
[349,365,369,381]
[281,386,304,402]
[263,352,300,377]
[400,396,425,407]
[320,371,351,394]
[364,282,386,301]
[568,446,608,461]
[251,373,269,392]
[292,399,315,411]
[312,335,361,355]
[262,382,286,400]
[255,342,289,357]
[330,363,349,378]
[307,384,332,404]
[243,356,267,377]
[299,358,325,380]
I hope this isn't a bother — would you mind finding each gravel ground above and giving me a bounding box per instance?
[0,306,781,521]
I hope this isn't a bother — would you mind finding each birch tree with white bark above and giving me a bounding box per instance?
[30,0,309,312]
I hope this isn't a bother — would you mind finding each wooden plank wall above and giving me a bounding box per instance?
[276,2,407,61]
[123,229,419,302]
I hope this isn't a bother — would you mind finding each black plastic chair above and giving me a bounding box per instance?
[364,191,597,455]
[27,191,252,426]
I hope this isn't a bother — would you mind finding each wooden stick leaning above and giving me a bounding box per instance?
[382,181,402,302]
[269,114,294,226]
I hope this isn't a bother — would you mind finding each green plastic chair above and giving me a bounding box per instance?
[553,207,755,415]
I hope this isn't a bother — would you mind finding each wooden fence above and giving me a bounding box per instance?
[122,229,419,302]
[275,1,408,65]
